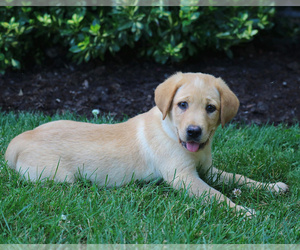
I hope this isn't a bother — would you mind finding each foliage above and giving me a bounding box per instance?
[0,112,299,243]
[0,6,276,73]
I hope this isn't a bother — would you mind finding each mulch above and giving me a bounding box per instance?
[1,43,299,126]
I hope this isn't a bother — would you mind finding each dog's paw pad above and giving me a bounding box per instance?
[271,182,289,194]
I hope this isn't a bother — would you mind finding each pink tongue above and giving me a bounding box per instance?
[186,142,200,152]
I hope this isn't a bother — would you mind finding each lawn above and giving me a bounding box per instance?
[0,112,299,244]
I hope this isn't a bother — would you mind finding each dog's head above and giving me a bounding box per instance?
[155,72,239,153]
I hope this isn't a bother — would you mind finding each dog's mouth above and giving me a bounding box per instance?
[180,140,209,153]
[176,128,212,153]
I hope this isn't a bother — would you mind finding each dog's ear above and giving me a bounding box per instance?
[155,72,184,120]
[216,78,240,128]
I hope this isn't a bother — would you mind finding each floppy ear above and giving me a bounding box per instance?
[216,78,240,128]
[155,72,184,120]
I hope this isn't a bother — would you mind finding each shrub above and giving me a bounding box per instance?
[0,6,276,73]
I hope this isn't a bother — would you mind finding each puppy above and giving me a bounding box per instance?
[5,72,288,216]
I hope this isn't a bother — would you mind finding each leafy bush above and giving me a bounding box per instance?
[0,6,276,73]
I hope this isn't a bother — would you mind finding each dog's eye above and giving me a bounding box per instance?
[178,102,188,110]
[206,104,216,113]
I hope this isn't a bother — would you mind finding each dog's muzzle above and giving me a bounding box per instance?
[177,125,210,152]
[176,125,210,152]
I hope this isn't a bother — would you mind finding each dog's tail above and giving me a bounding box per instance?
[5,132,28,169]
[5,140,19,169]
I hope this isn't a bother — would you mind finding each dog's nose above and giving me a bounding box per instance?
[187,125,202,139]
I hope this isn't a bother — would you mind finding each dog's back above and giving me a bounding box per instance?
[4,110,164,185]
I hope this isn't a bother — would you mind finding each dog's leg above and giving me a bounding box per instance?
[209,167,289,193]
[166,168,255,217]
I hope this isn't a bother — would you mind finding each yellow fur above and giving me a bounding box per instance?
[5,72,288,216]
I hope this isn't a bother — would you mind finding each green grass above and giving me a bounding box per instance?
[0,111,299,244]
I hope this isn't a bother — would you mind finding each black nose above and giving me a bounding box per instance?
[187,125,202,139]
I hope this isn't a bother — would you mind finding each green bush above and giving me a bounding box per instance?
[0,6,276,73]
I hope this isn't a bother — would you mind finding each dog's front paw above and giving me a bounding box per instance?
[270,182,289,194]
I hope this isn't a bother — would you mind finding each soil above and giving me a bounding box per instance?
[0,42,299,125]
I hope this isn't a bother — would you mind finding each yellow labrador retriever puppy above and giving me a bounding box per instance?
[5,72,288,216]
